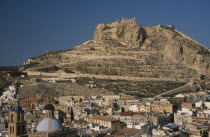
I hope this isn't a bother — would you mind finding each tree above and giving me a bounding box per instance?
[4,119,8,128]
[52,65,59,71]
[200,75,206,81]
[64,68,69,73]
[173,102,182,111]
[121,107,125,112]
[202,103,207,109]
[113,103,120,111]
[70,107,74,122]
[179,131,189,137]
[178,102,182,110]
[191,83,200,92]
[90,47,96,51]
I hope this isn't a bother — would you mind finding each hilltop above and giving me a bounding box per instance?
[23,18,210,96]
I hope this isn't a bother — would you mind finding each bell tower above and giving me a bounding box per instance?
[8,104,27,137]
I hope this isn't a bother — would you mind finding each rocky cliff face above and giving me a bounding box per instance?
[94,18,147,48]
[26,18,210,81]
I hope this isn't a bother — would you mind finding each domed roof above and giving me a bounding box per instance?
[36,118,64,132]
[11,105,23,112]
[44,104,55,111]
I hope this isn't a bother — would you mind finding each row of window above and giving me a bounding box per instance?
[86,118,109,124]
[9,125,25,135]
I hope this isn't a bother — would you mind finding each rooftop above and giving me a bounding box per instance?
[11,105,23,112]
[119,128,141,135]
[36,118,64,132]
[120,111,141,116]
[86,115,119,122]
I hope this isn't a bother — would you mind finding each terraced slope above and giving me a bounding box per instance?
[25,18,210,89]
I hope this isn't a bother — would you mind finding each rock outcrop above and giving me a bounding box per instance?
[94,18,147,48]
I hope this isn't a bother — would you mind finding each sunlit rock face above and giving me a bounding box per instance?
[94,18,147,48]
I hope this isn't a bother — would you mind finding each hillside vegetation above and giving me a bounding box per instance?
[19,81,113,97]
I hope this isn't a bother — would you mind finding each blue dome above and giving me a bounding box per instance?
[11,105,23,111]
[36,118,64,132]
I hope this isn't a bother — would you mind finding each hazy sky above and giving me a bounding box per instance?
[0,0,210,66]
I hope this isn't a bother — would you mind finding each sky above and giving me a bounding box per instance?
[0,0,210,66]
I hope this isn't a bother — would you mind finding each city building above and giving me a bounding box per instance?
[84,115,120,130]
[174,108,193,125]
[151,101,173,114]
[21,94,54,110]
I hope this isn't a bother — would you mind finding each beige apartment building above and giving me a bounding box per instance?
[84,115,120,130]
[138,105,151,112]
[152,103,173,114]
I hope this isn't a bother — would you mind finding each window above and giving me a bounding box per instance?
[22,125,25,134]
[18,114,21,122]
[21,113,24,121]
[11,114,14,122]
[18,126,20,135]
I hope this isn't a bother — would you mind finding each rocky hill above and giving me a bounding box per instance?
[24,18,210,96]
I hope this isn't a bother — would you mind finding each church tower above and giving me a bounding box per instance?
[43,104,54,119]
[8,104,27,137]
